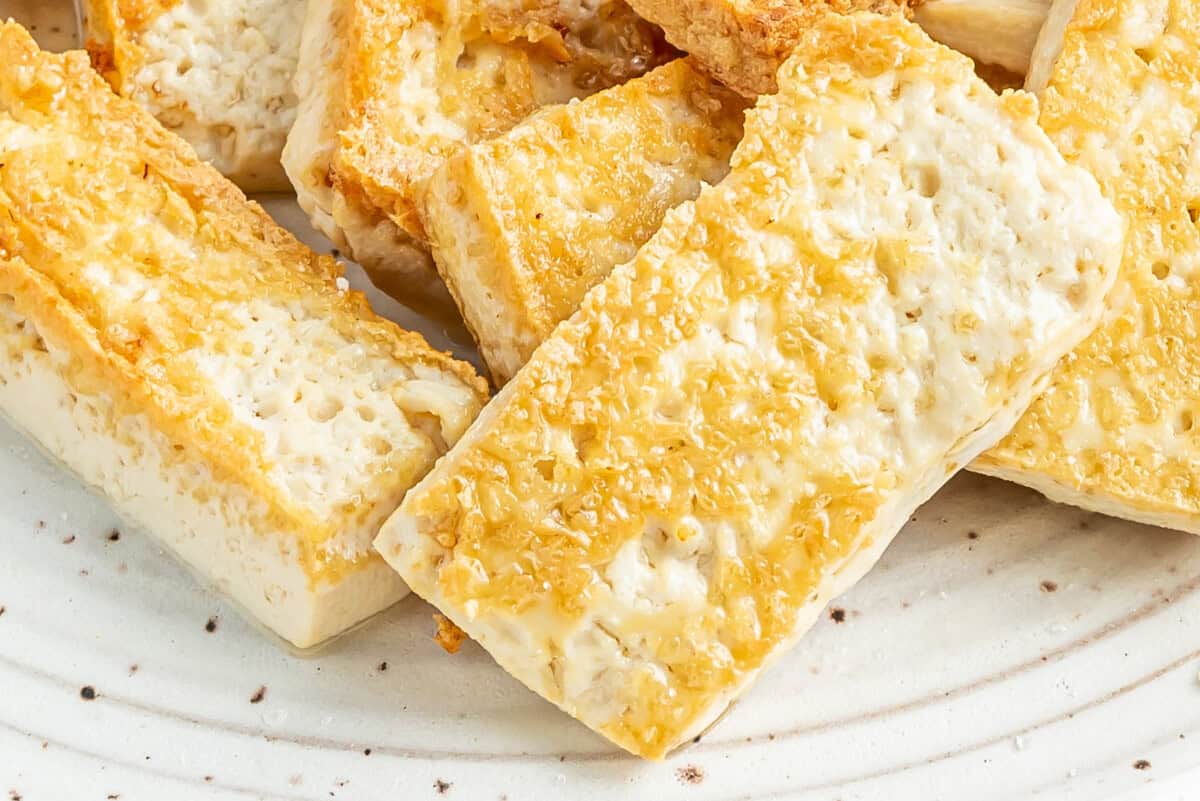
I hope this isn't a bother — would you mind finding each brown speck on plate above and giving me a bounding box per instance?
[9,790,22,801]
[1041,580,1059,593]
[676,764,705,785]
[249,686,267,704]
[363,748,372,756]
[80,685,96,700]
[106,529,120,542]
[61,535,75,544]
[434,778,452,794]
[1133,759,1151,770]
[128,664,139,676]
[106,794,120,799]
[378,661,388,672]
[205,616,219,633]
[830,607,846,623]
[966,530,979,539]
[203,776,213,783]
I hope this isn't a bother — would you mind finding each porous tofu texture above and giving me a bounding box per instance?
[0,22,488,647]
[377,14,1121,758]
[977,0,1200,534]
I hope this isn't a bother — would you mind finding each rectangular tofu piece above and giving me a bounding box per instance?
[84,0,301,192]
[976,0,1200,534]
[423,59,747,385]
[282,0,671,299]
[375,14,1122,757]
[0,23,488,649]
[623,0,911,96]
[914,0,1051,74]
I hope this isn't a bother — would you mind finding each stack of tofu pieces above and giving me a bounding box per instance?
[4,0,1199,759]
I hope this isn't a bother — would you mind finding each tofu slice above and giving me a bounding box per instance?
[976,0,1200,534]
[914,0,1051,74]
[422,59,747,385]
[84,0,301,192]
[375,14,1122,758]
[623,0,911,96]
[282,0,671,298]
[0,23,488,649]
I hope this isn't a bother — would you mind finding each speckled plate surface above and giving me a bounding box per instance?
[4,6,1200,799]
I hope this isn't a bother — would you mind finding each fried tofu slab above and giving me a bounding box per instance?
[85,0,301,191]
[282,0,672,297]
[0,23,487,649]
[423,59,748,384]
[977,0,1200,534]
[376,15,1121,757]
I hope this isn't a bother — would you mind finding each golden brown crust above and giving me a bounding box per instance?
[625,0,914,95]
[0,22,487,581]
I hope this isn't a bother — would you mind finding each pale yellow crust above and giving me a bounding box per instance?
[977,0,1200,532]
[378,14,1121,758]
[624,0,913,96]
[422,58,747,384]
[0,23,488,591]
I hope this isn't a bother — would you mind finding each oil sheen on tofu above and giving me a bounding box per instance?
[376,14,1122,758]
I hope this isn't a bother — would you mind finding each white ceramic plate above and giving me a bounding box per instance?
[4,7,1200,799]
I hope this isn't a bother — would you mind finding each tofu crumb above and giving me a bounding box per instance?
[433,614,466,654]
[335,276,350,292]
